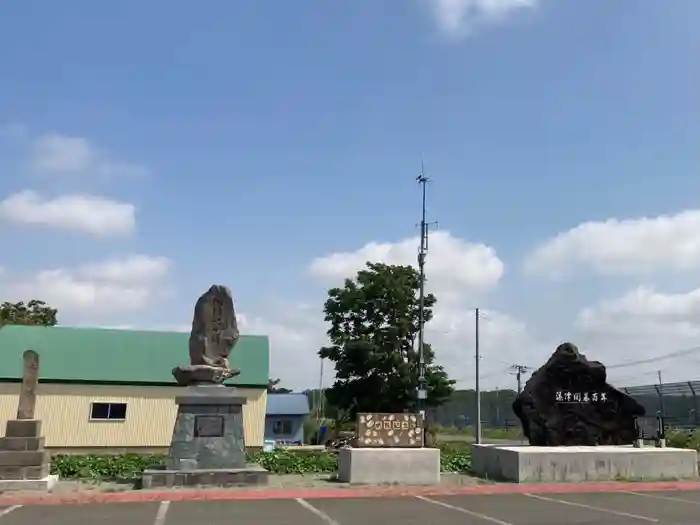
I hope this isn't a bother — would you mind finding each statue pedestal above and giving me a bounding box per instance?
[142,386,268,488]
[0,420,58,492]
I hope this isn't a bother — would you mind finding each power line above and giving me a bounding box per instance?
[607,345,700,369]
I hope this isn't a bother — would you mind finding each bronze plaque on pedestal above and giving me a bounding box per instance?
[194,415,225,437]
[355,413,423,448]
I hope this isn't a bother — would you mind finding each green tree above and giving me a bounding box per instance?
[0,300,58,327]
[318,262,454,419]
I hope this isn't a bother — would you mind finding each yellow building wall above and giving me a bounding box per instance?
[0,383,267,449]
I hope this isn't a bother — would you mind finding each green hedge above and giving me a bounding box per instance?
[57,430,700,481]
[249,449,338,474]
[51,453,165,480]
[50,447,473,480]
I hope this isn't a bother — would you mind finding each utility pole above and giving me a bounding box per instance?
[475,308,481,444]
[495,386,501,427]
[318,358,325,424]
[510,364,530,394]
[657,370,665,419]
[416,164,437,440]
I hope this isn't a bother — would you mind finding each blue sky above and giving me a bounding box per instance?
[1,0,699,390]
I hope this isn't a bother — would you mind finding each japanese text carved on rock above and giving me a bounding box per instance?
[172,285,241,386]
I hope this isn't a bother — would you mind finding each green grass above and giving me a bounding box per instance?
[434,425,523,440]
[665,428,700,451]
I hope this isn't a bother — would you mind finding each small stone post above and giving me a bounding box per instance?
[17,349,39,420]
[0,350,56,491]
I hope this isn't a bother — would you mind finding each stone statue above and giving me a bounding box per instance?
[513,342,645,446]
[172,285,242,386]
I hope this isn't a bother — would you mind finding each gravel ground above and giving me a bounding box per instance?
[2,472,485,498]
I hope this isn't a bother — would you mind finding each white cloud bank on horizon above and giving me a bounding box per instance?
[3,254,172,316]
[309,230,504,300]
[572,284,700,386]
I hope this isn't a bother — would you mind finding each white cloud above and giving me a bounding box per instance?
[6,254,171,315]
[245,232,539,391]
[302,232,537,390]
[574,286,700,385]
[0,190,136,237]
[425,0,537,38]
[238,304,330,390]
[234,300,543,391]
[308,231,504,301]
[80,255,171,283]
[428,306,550,387]
[31,133,148,178]
[524,209,700,278]
[576,286,700,339]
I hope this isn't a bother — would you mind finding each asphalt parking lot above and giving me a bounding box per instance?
[0,490,698,525]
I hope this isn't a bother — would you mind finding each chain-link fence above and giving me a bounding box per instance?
[620,381,700,428]
[432,380,700,430]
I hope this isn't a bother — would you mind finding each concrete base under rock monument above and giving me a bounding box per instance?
[338,447,440,485]
[471,444,699,483]
[142,385,268,488]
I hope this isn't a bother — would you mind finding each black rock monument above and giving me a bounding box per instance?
[513,342,645,446]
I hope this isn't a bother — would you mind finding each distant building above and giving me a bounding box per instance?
[265,393,310,444]
[0,325,270,453]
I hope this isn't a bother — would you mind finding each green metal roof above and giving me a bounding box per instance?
[0,325,269,387]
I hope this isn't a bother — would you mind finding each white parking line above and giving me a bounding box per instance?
[296,498,341,525]
[153,500,170,525]
[623,491,700,505]
[525,493,659,522]
[415,495,514,525]
[0,506,21,520]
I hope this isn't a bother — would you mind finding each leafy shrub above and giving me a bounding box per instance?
[441,451,472,473]
[249,449,338,474]
[438,442,472,473]
[51,453,166,480]
[666,429,700,451]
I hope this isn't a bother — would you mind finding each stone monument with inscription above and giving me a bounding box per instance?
[513,342,645,446]
[337,412,440,485]
[142,285,268,488]
[0,350,58,492]
[471,342,699,482]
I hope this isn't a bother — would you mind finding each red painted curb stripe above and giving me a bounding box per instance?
[0,480,698,506]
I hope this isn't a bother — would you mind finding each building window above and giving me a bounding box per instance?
[90,402,127,421]
[272,419,293,435]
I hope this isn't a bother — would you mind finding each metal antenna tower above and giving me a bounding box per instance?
[416,161,438,429]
